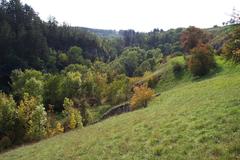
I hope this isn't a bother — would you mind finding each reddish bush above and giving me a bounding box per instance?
[187,44,215,76]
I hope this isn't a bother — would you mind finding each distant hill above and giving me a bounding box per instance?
[77,27,121,38]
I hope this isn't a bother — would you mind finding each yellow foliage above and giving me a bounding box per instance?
[46,121,64,137]
[69,112,77,129]
[130,84,154,110]
[55,122,64,133]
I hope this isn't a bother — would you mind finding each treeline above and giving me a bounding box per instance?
[119,28,183,54]
[0,0,187,92]
[0,0,123,91]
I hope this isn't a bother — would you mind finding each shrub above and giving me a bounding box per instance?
[44,74,65,111]
[17,93,47,141]
[107,75,130,105]
[130,84,154,110]
[187,44,215,76]
[63,72,82,99]
[55,122,64,133]
[62,98,83,130]
[222,26,240,62]
[0,92,16,140]
[148,75,161,88]
[0,136,12,151]
[172,62,183,76]
[46,106,64,137]
[46,121,64,137]
[27,105,47,140]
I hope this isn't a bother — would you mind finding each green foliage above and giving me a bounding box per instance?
[44,74,65,111]
[172,62,183,76]
[187,44,216,76]
[107,75,130,105]
[110,47,163,77]
[135,60,152,76]
[0,92,16,139]
[10,69,44,100]
[67,46,84,64]
[27,104,47,140]
[62,72,82,99]
[58,53,69,66]
[63,64,88,74]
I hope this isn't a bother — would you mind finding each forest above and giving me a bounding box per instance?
[0,0,240,154]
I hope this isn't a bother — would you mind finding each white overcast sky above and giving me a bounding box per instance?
[21,0,240,32]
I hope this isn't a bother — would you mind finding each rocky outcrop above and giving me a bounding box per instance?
[100,93,161,121]
[100,102,131,120]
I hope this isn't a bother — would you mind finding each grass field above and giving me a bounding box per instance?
[1,56,240,160]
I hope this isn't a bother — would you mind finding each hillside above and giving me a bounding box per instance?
[1,57,240,160]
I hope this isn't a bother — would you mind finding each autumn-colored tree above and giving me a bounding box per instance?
[130,84,154,110]
[187,43,215,76]
[180,26,212,53]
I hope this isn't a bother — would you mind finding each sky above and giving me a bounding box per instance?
[21,0,240,32]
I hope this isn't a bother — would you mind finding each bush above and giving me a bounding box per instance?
[222,26,240,62]
[44,74,65,111]
[107,75,130,105]
[0,92,16,140]
[17,93,47,141]
[148,75,161,88]
[62,98,83,130]
[130,84,154,110]
[46,107,64,137]
[187,44,215,76]
[27,105,47,140]
[0,136,12,151]
[172,62,183,75]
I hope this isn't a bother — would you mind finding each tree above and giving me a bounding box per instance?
[62,71,82,99]
[67,46,83,64]
[0,92,16,140]
[10,69,44,100]
[130,84,154,110]
[107,75,130,105]
[187,44,215,76]
[62,98,83,130]
[17,93,47,140]
[180,26,212,52]
[222,26,240,62]
[27,104,47,140]
[119,47,146,76]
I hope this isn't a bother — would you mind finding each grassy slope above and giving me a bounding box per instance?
[1,57,240,160]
